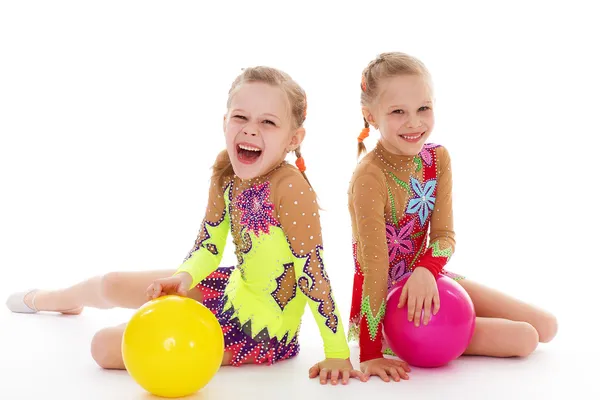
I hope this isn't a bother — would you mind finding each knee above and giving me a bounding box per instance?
[514,322,539,358]
[99,272,122,305]
[90,329,116,369]
[537,313,558,343]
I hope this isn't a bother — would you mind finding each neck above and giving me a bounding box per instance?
[236,159,287,183]
[377,140,415,160]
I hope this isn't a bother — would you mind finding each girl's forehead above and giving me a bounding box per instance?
[377,75,432,106]
[230,82,289,117]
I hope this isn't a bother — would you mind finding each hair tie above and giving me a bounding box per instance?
[358,127,370,143]
[295,156,306,172]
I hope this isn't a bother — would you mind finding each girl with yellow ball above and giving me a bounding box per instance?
[6,66,367,389]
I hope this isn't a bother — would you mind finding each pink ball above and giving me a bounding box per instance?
[383,275,476,368]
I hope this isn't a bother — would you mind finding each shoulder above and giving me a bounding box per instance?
[416,143,452,171]
[424,143,451,161]
[271,163,314,200]
[426,143,452,170]
[350,152,386,192]
[272,163,309,188]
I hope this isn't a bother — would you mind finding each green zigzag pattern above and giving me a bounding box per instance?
[388,172,411,193]
[430,241,453,260]
[360,295,386,341]
[413,156,423,173]
[387,185,398,225]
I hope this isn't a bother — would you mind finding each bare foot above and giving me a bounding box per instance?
[24,290,84,315]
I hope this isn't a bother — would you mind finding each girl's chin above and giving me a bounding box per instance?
[231,164,261,180]
[387,135,430,155]
[229,151,285,180]
[382,141,422,157]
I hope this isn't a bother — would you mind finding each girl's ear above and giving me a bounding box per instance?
[288,127,306,151]
[362,107,377,128]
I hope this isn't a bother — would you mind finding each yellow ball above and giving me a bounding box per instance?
[122,295,224,398]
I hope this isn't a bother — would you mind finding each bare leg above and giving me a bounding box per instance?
[91,323,240,370]
[458,279,558,357]
[464,317,540,357]
[20,270,204,313]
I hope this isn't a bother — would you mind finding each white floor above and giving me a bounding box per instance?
[0,307,591,400]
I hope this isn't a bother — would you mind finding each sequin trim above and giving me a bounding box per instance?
[407,237,427,271]
[429,241,453,260]
[387,185,398,225]
[235,181,280,237]
[388,260,407,290]
[360,295,386,341]
[195,266,300,367]
[411,231,425,239]
[183,208,228,262]
[386,219,416,263]
[406,177,437,226]
[383,347,397,357]
[413,156,423,173]
[388,172,412,193]
[220,308,300,366]
[297,245,339,334]
[419,143,441,167]
[348,320,360,342]
[271,262,297,310]
[443,270,465,281]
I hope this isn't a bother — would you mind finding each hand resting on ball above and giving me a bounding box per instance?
[397,267,440,327]
[146,272,193,300]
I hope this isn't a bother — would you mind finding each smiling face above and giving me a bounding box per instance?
[224,82,304,180]
[363,74,434,156]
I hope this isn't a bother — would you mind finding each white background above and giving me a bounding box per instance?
[1,1,598,399]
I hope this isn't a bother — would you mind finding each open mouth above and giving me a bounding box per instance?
[399,132,425,143]
[236,143,263,164]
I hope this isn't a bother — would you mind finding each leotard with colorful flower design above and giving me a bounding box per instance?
[347,141,463,363]
[177,158,349,366]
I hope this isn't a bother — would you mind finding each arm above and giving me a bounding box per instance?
[176,175,231,288]
[350,170,390,363]
[414,146,455,275]
[275,171,350,360]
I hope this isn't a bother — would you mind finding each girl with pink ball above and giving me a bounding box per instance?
[347,52,558,382]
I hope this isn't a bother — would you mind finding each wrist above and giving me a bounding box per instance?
[414,265,436,276]
[324,357,350,361]
[174,271,193,289]
[359,351,383,364]
[325,349,351,360]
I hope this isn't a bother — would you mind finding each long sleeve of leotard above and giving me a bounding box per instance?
[350,165,389,362]
[176,175,231,288]
[414,146,455,275]
[275,170,351,360]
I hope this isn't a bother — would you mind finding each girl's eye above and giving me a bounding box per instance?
[392,109,404,114]
[263,119,276,126]
[419,106,431,112]
[233,115,247,120]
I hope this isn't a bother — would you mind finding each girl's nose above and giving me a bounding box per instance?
[243,125,258,136]
[406,115,422,128]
